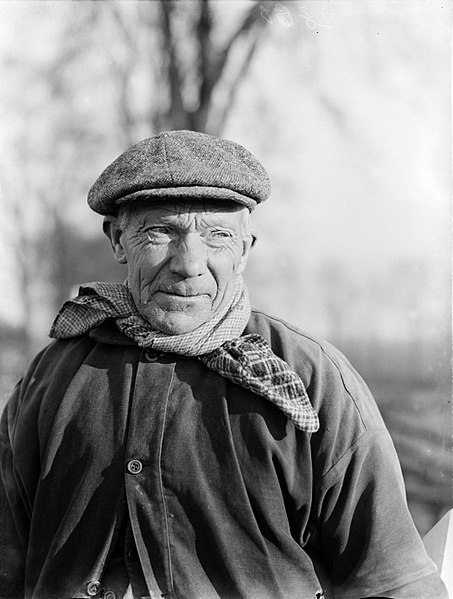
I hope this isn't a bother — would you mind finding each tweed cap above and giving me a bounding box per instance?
[88,130,271,214]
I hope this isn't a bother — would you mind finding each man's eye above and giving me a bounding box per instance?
[146,227,172,242]
[210,230,232,239]
[147,227,171,236]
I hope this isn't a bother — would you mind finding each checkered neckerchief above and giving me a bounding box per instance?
[50,278,319,433]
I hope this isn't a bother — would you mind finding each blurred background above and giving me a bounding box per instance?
[0,0,451,535]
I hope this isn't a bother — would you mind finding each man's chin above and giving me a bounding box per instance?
[141,305,212,335]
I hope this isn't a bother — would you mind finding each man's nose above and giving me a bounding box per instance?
[169,234,208,278]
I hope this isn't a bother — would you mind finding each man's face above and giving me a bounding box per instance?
[109,201,252,335]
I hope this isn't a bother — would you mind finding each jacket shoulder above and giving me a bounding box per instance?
[3,336,96,419]
[247,309,355,373]
[247,308,385,433]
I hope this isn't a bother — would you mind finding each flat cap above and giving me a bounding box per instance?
[88,130,271,214]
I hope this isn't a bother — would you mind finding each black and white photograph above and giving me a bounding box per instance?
[0,1,451,598]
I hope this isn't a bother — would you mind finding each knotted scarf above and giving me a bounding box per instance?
[50,277,319,433]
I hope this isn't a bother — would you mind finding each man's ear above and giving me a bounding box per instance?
[237,232,255,276]
[103,216,128,265]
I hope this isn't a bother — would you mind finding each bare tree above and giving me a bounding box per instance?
[110,0,278,135]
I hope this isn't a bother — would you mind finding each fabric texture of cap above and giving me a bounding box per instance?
[87,130,271,214]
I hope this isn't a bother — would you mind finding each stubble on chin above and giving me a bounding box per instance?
[137,297,214,335]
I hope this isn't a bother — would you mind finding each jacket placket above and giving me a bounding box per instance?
[123,350,177,599]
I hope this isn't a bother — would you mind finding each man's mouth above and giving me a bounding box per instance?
[159,285,209,298]
[160,292,208,301]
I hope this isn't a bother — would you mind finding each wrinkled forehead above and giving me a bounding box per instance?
[124,199,249,226]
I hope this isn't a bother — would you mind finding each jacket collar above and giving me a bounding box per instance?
[88,319,137,346]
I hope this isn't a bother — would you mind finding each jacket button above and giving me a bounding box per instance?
[127,459,143,474]
[86,580,101,596]
[144,350,160,362]
[104,592,116,599]
[127,547,139,561]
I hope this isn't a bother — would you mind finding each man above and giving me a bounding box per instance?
[0,130,447,599]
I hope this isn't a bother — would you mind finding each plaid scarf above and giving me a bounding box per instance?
[50,278,319,433]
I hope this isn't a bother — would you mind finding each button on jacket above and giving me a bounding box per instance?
[0,310,440,599]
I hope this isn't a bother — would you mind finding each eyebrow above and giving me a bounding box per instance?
[142,213,239,229]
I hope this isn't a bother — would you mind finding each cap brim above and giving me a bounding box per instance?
[95,186,257,215]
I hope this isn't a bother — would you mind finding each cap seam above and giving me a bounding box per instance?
[120,183,252,193]
[160,135,175,185]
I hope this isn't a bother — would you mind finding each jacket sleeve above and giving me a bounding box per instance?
[0,381,29,599]
[377,571,448,598]
[298,340,448,599]
[312,427,447,599]
[0,347,47,599]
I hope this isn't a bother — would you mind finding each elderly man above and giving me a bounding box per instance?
[0,130,447,599]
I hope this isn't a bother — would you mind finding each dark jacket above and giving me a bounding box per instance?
[0,310,442,599]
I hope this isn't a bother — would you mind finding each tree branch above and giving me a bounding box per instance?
[209,28,263,135]
[210,0,277,91]
[194,0,213,128]
[106,5,139,146]
[159,0,187,129]
[192,0,278,131]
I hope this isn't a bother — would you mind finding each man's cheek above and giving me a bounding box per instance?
[129,252,156,279]
[136,248,167,272]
